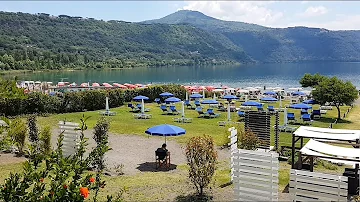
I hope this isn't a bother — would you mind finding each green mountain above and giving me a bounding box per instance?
[143,10,360,63]
[0,11,252,71]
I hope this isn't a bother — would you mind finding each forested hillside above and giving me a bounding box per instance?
[144,10,360,63]
[0,11,252,71]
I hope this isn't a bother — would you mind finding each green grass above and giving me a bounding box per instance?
[37,100,354,147]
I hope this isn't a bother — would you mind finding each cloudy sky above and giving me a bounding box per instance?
[1,1,360,30]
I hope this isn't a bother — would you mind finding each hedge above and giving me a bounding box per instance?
[0,84,187,117]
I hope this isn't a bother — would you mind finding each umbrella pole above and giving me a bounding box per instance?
[165,136,167,144]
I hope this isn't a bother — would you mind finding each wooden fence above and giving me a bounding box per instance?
[232,149,279,201]
[228,127,238,182]
[290,169,348,201]
[58,121,80,157]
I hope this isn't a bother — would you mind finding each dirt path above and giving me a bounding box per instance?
[51,130,230,175]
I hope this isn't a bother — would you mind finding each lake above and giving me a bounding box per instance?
[6,62,360,88]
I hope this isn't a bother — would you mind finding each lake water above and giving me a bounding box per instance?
[7,62,360,88]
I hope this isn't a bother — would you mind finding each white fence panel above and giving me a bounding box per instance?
[232,149,279,201]
[228,127,238,181]
[290,169,348,202]
[58,121,80,157]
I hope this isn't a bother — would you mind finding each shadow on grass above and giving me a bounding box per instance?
[316,117,352,124]
[219,181,232,188]
[282,184,289,193]
[175,193,213,202]
[136,162,177,172]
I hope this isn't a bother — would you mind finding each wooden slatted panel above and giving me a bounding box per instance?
[58,121,79,157]
[274,111,279,151]
[290,169,348,202]
[233,149,279,201]
[244,111,271,149]
[228,127,238,182]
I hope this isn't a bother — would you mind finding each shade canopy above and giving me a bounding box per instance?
[263,91,276,95]
[190,93,203,99]
[201,100,218,104]
[242,101,262,106]
[133,95,149,101]
[292,91,306,96]
[261,97,278,102]
[165,97,181,103]
[290,103,312,109]
[145,124,186,137]
[223,94,238,100]
[303,99,317,104]
[159,92,173,97]
[294,126,360,141]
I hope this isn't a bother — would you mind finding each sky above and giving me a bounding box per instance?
[1,1,360,30]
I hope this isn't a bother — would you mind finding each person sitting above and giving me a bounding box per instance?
[155,144,170,168]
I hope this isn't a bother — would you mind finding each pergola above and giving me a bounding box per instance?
[291,126,360,195]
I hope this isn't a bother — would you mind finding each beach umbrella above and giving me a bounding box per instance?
[227,103,231,121]
[181,101,185,118]
[303,99,317,104]
[223,94,237,100]
[145,124,186,144]
[213,89,224,92]
[133,95,149,101]
[289,87,303,91]
[242,101,262,106]
[185,91,189,100]
[201,100,218,105]
[284,108,288,125]
[279,96,282,108]
[292,91,306,96]
[289,103,312,110]
[160,92,173,97]
[190,93,203,99]
[165,97,181,103]
[202,90,206,99]
[213,93,217,100]
[105,97,109,111]
[245,95,248,102]
[261,97,278,102]
[264,91,276,96]
[141,98,145,114]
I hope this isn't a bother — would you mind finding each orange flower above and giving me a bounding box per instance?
[89,177,95,183]
[63,184,68,189]
[40,178,44,183]
[80,187,90,198]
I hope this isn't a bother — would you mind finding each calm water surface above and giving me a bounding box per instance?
[7,62,360,88]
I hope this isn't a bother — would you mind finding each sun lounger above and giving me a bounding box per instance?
[160,105,171,114]
[154,98,161,105]
[100,110,116,116]
[239,106,252,110]
[312,109,321,120]
[237,111,245,117]
[170,106,180,115]
[173,117,193,123]
[301,109,308,115]
[320,106,333,110]
[128,103,141,113]
[133,113,152,119]
[194,100,201,107]
[207,109,220,118]
[185,100,196,109]
[287,113,296,123]
[301,113,313,125]
[267,106,275,114]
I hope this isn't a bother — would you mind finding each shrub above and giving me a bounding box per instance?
[39,125,52,155]
[0,116,121,201]
[27,114,39,143]
[185,135,217,196]
[238,129,260,150]
[8,118,27,155]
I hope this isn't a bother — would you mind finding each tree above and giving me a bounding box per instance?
[185,135,217,196]
[299,73,327,88]
[312,76,358,120]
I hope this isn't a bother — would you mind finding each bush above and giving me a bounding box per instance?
[185,135,217,196]
[39,125,52,155]
[0,116,121,202]
[238,129,260,150]
[8,118,27,155]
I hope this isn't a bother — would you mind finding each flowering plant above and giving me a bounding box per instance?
[0,115,121,202]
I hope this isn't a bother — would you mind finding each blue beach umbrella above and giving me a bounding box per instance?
[133,95,149,101]
[145,124,186,143]
[264,91,276,95]
[261,97,278,102]
[303,99,317,104]
[242,101,262,106]
[201,100,219,105]
[190,93,203,99]
[292,91,306,96]
[165,97,181,103]
[160,92,173,97]
[290,103,312,110]
[223,94,238,100]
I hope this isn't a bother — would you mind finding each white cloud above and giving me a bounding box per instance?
[182,1,284,27]
[300,6,329,18]
[301,1,308,4]
[287,14,360,30]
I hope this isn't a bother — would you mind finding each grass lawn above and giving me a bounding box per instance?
[0,99,355,201]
